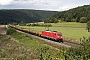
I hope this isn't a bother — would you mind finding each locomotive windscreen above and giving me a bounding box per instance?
[58,34,62,36]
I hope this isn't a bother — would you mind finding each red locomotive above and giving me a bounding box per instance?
[41,30,63,42]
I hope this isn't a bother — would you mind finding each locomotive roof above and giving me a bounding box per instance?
[43,30,62,33]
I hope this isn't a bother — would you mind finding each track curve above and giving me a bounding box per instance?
[17,30,81,48]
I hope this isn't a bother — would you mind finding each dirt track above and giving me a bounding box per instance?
[0,25,6,34]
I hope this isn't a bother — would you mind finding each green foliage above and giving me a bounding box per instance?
[12,22,18,25]
[64,48,83,60]
[27,23,52,27]
[79,17,88,23]
[47,5,90,23]
[64,37,90,60]
[19,23,26,26]
[87,20,90,32]
[44,17,59,23]
[40,54,44,60]
[6,28,16,35]
[39,46,52,60]
[17,55,28,60]
[0,9,56,24]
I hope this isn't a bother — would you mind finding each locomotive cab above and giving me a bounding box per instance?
[54,32,63,42]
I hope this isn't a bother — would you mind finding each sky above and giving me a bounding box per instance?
[0,0,90,11]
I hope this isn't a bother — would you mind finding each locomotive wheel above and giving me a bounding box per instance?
[61,40,63,43]
[59,40,63,43]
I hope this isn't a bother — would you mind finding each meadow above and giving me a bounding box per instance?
[19,22,90,43]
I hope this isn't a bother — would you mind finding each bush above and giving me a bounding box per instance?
[64,37,90,60]
[79,17,88,23]
[6,28,16,35]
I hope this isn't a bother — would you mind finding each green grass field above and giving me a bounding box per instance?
[52,22,86,28]
[19,22,90,43]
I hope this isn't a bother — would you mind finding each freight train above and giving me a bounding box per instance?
[9,25,63,42]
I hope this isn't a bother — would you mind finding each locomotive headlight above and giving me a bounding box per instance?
[61,36,63,38]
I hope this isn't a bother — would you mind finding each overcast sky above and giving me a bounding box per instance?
[0,0,90,11]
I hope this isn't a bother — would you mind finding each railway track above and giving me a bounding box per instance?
[17,30,81,48]
[63,41,81,47]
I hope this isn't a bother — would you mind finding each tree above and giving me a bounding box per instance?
[12,22,18,25]
[87,20,90,32]
[44,17,58,23]
[79,17,88,23]
[49,5,90,23]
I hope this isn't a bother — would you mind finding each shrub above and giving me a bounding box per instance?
[6,28,16,35]
[79,17,88,23]
[64,37,90,60]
